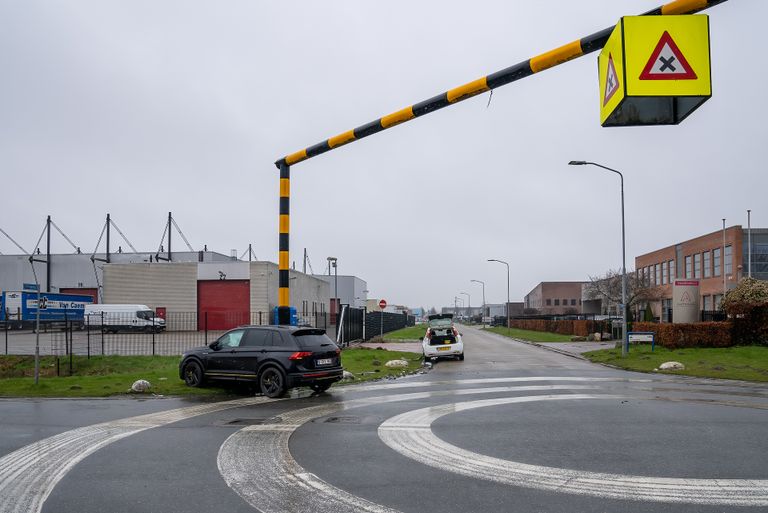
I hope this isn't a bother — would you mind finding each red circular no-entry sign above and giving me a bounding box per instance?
[379,299,387,310]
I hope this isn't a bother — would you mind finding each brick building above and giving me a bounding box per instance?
[524,282,585,315]
[635,225,768,321]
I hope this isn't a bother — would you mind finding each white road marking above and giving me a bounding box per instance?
[378,394,768,506]
[0,397,278,513]
[217,384,608,513]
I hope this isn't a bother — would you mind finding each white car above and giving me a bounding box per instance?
[422,313,464,361]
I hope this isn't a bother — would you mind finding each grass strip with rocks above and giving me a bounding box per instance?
[484,326,573,343]
[583,344,768,382]
[0,348,422,398]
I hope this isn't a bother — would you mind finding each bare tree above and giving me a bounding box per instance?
[583,269,664,316]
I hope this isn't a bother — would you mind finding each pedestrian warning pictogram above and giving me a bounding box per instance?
[603,54,619,106]
[639,31,697,80]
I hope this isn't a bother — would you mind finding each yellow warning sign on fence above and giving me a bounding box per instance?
[598,15,711,127]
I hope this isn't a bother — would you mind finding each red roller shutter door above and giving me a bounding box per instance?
[197,280,250,331]
[59,288,99,304]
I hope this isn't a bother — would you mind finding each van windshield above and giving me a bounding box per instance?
[136,310,155,320]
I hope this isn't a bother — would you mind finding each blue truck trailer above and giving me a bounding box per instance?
[0,290,94,329]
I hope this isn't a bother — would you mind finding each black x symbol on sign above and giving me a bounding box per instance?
[659,56,677,72]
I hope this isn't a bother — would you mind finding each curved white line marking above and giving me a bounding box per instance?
[378,394,768,506]
[217,384,606,512]
[0,397,279,513]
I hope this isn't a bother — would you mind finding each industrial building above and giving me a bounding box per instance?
[524,282,585,315]
[635,225,768,320]
[1,251,329,330]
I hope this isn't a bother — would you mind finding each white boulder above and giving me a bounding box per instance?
[131,379,151,393]
[659,361,685,371]
[385,359,409,368]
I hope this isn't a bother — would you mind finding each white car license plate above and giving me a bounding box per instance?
[316,358,333,365]
[437,347,451,351]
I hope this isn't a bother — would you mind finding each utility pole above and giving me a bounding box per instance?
[46,215,51,292]
[748,210,752,279]
[167,212,172,262]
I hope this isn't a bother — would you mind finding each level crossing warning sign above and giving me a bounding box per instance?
[639,31,697,80]
[598,15,711,127]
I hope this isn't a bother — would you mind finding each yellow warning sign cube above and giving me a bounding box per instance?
[599,15,711,127]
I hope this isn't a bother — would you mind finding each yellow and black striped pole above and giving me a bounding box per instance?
[274,0,730,324]
[277,162,291,325]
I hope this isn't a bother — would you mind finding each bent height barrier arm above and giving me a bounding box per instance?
[273,0,730,324]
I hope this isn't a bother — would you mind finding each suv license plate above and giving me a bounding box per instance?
[437,347,451,351]
[316,358,333,366]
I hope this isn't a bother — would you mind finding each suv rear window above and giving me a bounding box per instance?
[292,330,335,349]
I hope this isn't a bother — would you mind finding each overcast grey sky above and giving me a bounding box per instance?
[1,0,766,310]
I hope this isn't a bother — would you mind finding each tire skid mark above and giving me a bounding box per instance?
[217,384,608,513]
[0,397,277,513]
[378,394,768,506]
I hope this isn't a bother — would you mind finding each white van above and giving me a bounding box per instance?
[84,304,166,333]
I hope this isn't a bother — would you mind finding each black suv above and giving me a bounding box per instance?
[179,326,343,398]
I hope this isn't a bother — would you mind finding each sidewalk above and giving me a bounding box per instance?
[537,341,615,355]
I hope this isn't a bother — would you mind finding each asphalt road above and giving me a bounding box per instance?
[1,325,767,513]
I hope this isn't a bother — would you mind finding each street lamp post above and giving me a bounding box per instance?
[568,161,628,357]
[487,259,510,329]
[460,292,470,320]
[471,279,486,327]
[327,256,338,318]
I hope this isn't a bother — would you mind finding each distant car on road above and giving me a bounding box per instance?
[179,325,342,397]
[422,313,464,361]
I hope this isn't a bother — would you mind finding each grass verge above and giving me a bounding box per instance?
[484,326,573,343]
[0,349,422,398]
[583,345,768,382]
[383,325,426,340]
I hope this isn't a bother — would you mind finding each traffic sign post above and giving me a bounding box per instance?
[599,15,711,127]
[379,299,386,339]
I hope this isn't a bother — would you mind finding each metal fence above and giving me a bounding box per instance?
[2,311,329,357]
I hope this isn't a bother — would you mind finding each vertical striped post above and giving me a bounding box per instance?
[277,162,291,325]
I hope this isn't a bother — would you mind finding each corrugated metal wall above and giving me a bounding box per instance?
[103,263,197,312]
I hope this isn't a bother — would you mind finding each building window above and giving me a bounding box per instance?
[669,260,676,281]
[302,300,308,316]
[694,253,701,279]
[703,251,711,278]
[312,302,317,315]
[655,264,661,286]
[546,299,552,306]
[703,295,711,311]
[714,294,723,309]
[685,255,692,279]
[570,299,576,306]
[554,299,560,306]
[713,248,721,277]
[662,262,668,285]
[725,245,733,275]
[562,299,568,306]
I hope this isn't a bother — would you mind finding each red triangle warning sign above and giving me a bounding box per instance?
[639,31,697,80]
[603,53,619,106]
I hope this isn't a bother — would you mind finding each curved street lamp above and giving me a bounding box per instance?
[471,279,486,327]
[568,160,627,357]
[488,259,510,329]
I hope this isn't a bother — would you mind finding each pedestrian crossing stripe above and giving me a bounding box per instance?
[603,54,620,106]
[639,31,697,80]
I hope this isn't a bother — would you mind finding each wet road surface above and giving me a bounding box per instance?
[2,325,767,512]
